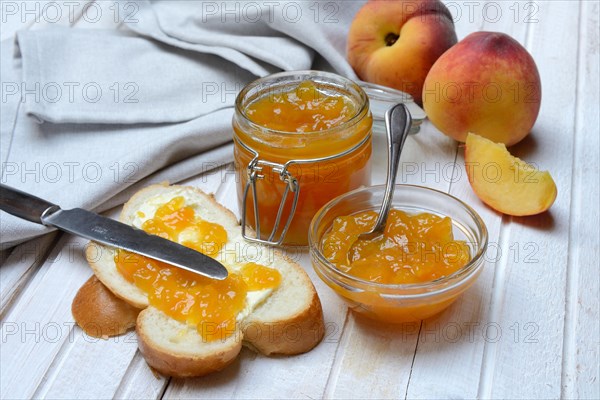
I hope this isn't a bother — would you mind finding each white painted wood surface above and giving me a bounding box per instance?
[0,1,598,399]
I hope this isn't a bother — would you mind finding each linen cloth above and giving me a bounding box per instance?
[0,0,364,247]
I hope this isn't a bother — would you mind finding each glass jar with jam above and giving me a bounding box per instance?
[233,71,373,246]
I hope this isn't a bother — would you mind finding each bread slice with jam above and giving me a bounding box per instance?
[81,183,324,377]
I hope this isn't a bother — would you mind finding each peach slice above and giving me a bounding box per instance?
[465,133,557,216]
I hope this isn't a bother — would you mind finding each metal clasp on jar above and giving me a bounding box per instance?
[236,132,371,246]
[241,157,300,246]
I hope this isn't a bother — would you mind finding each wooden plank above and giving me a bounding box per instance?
[0,234,92,399]
[405,2,529,398]
[166,332,346,399]
[0,233,59,319]
[322,108,460,398]
[475,2,580,398]
[561,1,600,398]
[112,352,169,399]
[323,317,421,400]
[36,330,139,399]
[404,189,499,399]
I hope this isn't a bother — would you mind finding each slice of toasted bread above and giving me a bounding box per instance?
[136,307,243,378]
[84,183,324,377]
[72,276,141,338]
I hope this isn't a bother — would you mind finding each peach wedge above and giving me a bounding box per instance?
[464,133,557,216]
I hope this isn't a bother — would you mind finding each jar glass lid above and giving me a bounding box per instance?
[356,81,426,135]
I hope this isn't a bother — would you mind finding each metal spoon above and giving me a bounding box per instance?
[349,103,412,255]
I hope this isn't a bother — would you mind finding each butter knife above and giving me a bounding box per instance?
[0,184,228,280]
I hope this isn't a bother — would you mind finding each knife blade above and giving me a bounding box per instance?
[0,184,228,280]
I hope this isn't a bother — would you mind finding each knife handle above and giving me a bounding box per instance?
[0,184,60,225]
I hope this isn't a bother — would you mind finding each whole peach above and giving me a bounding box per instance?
[422,31,542,146]
[347,0,457,105]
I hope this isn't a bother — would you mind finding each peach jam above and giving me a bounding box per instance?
[321,209,471,284]
[245,81,357,132]
[115,196,281,341]
[233,71,372,246]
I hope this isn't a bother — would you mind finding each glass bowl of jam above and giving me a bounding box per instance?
[308,184,488,323]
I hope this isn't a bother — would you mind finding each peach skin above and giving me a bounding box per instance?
[423,32,542,146]
[347,0,457,105]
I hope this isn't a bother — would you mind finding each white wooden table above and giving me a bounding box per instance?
[1,1,598,399]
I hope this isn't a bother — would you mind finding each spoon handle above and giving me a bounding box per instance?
[371,103,412,233]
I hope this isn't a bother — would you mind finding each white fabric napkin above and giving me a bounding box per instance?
[0,0,364,247]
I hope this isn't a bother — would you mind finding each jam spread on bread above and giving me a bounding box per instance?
[115,196,281,341]
[322,209,471,284]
